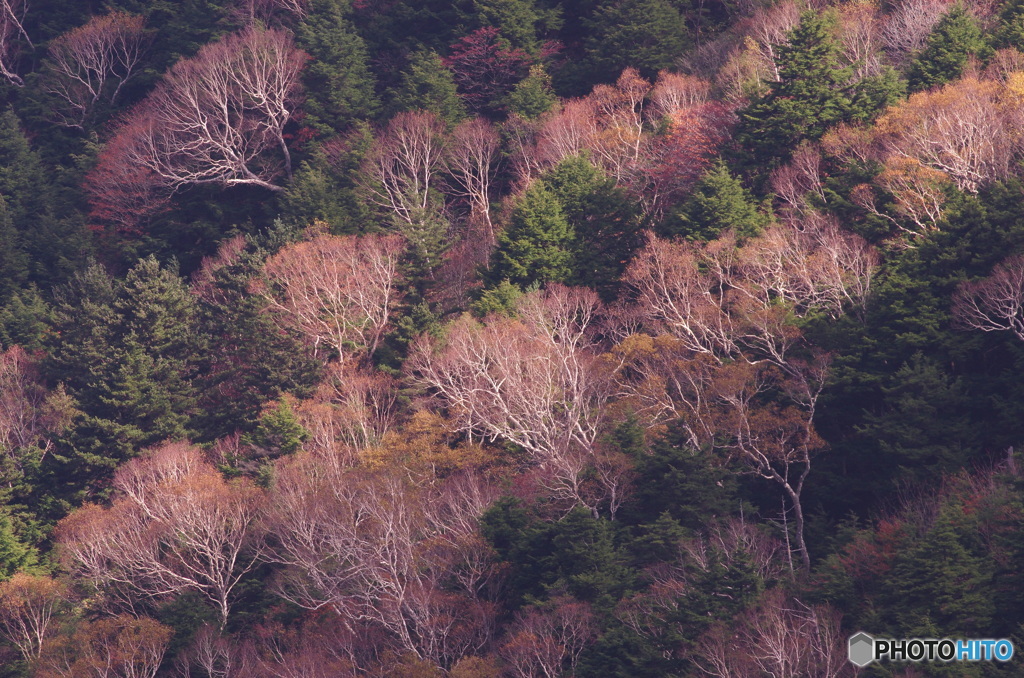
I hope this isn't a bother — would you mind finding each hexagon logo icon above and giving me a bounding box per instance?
[848,632,875,667]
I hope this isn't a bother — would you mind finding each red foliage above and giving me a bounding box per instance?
[444,27,531,115]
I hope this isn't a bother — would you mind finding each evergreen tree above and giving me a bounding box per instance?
[665,160,768,241]
[461,0,546,53]
[736,11,854,173]
[907,5,985,92]
[297,0,380,137]
[0,196,27,305]
[488,181,574,288]
[581,0,689,83]
[995,0,1024,50]
[540,155,643,299]
[393,49,467,126]
[507,64,558,118]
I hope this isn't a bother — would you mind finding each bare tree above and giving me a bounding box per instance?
[875,76,1022,194]
[0,0,30,86]
[445,117,500,240]
[0,574,70,663]
[296,361,399,453]
[648,71,711,121]
[361,110,448,227]
[499,599,595,678]
[409,286,617,512]
[88,25,306,219]
[954,253,1024,340]
[262,231,404,363]
[37,615,172,678]
[838,0,884,78]
[0,345,75,463]
[268,457,499,665]
[882,0,951,66]
[56,442,266,626]
[45,12,147,128]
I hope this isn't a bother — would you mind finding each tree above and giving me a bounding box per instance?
[269,456,499,665]
[737,10,855,171]
[262,230,404,362]
[37,614,172,678]
[393,49,466,126]
[0,0,30,86]
[56,442,266,626]
[44,12,148,129]
[444,27,531,115]
[581,0,688,83]
[666,161,767,241]
[882,0,952,66]
[499,599,596,678]
[873,76,1021,194]
[86,27,307,230]
[540,154,644,300]
[0,574,70,663]
[410,286,615,512]
[488,181,574,288]
[296,0,378,136]
[507,64,557,119]
[907,4,984,92]
[953,253,1024,340]
[445,117,500,239]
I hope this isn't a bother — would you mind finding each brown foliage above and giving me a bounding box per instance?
[86,27,306,231]
[37,614,172,678]
[0,346,75,462]
[0,574,70,662]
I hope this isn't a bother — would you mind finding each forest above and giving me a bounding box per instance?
[0,0,1023,675]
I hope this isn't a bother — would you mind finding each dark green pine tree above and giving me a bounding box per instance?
[736,10,853,173]
[0,286,50,352]
[192,241,321,442]
[488,181,575,289]
[907,5,985,92]
[45,258,200,495]
[581,0,689,82]
[664,160,768,241]
[856,353,976,489]
[0,109,88,291]
[995,0,1024,50]
[392,49,467,126]
[462,0,545,53]
[540,155,643,300]
[0,196,27,306]
[884,502,994,638]
[296,0,380,137]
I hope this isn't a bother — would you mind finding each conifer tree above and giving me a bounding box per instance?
[737,11,853,171]
[489,181,574,288]
[489,180,577,288]
[582,0,689,81]
[907,5,984,92]
[666,161,768,241]
[393,49,466,126]
[297,0,380,136]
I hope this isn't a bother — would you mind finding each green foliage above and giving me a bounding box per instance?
[540,155,644,300]
[907,5,985,92]
[580,0,689,83]
[392,50,467,126]
[736,11,854,174]
[297,0,380,137]
[664,160,768,241]
[488,181,574,288]
[0,507,36,579]
[506,64,558,119]
[471,279,526,317]
[242,397,309,460]
[995,0,1024,50]
[44,258,199,496]
[0,286,50,351]
[279,129,374,235]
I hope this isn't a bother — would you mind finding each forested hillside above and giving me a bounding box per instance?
[1,0,1024,675]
